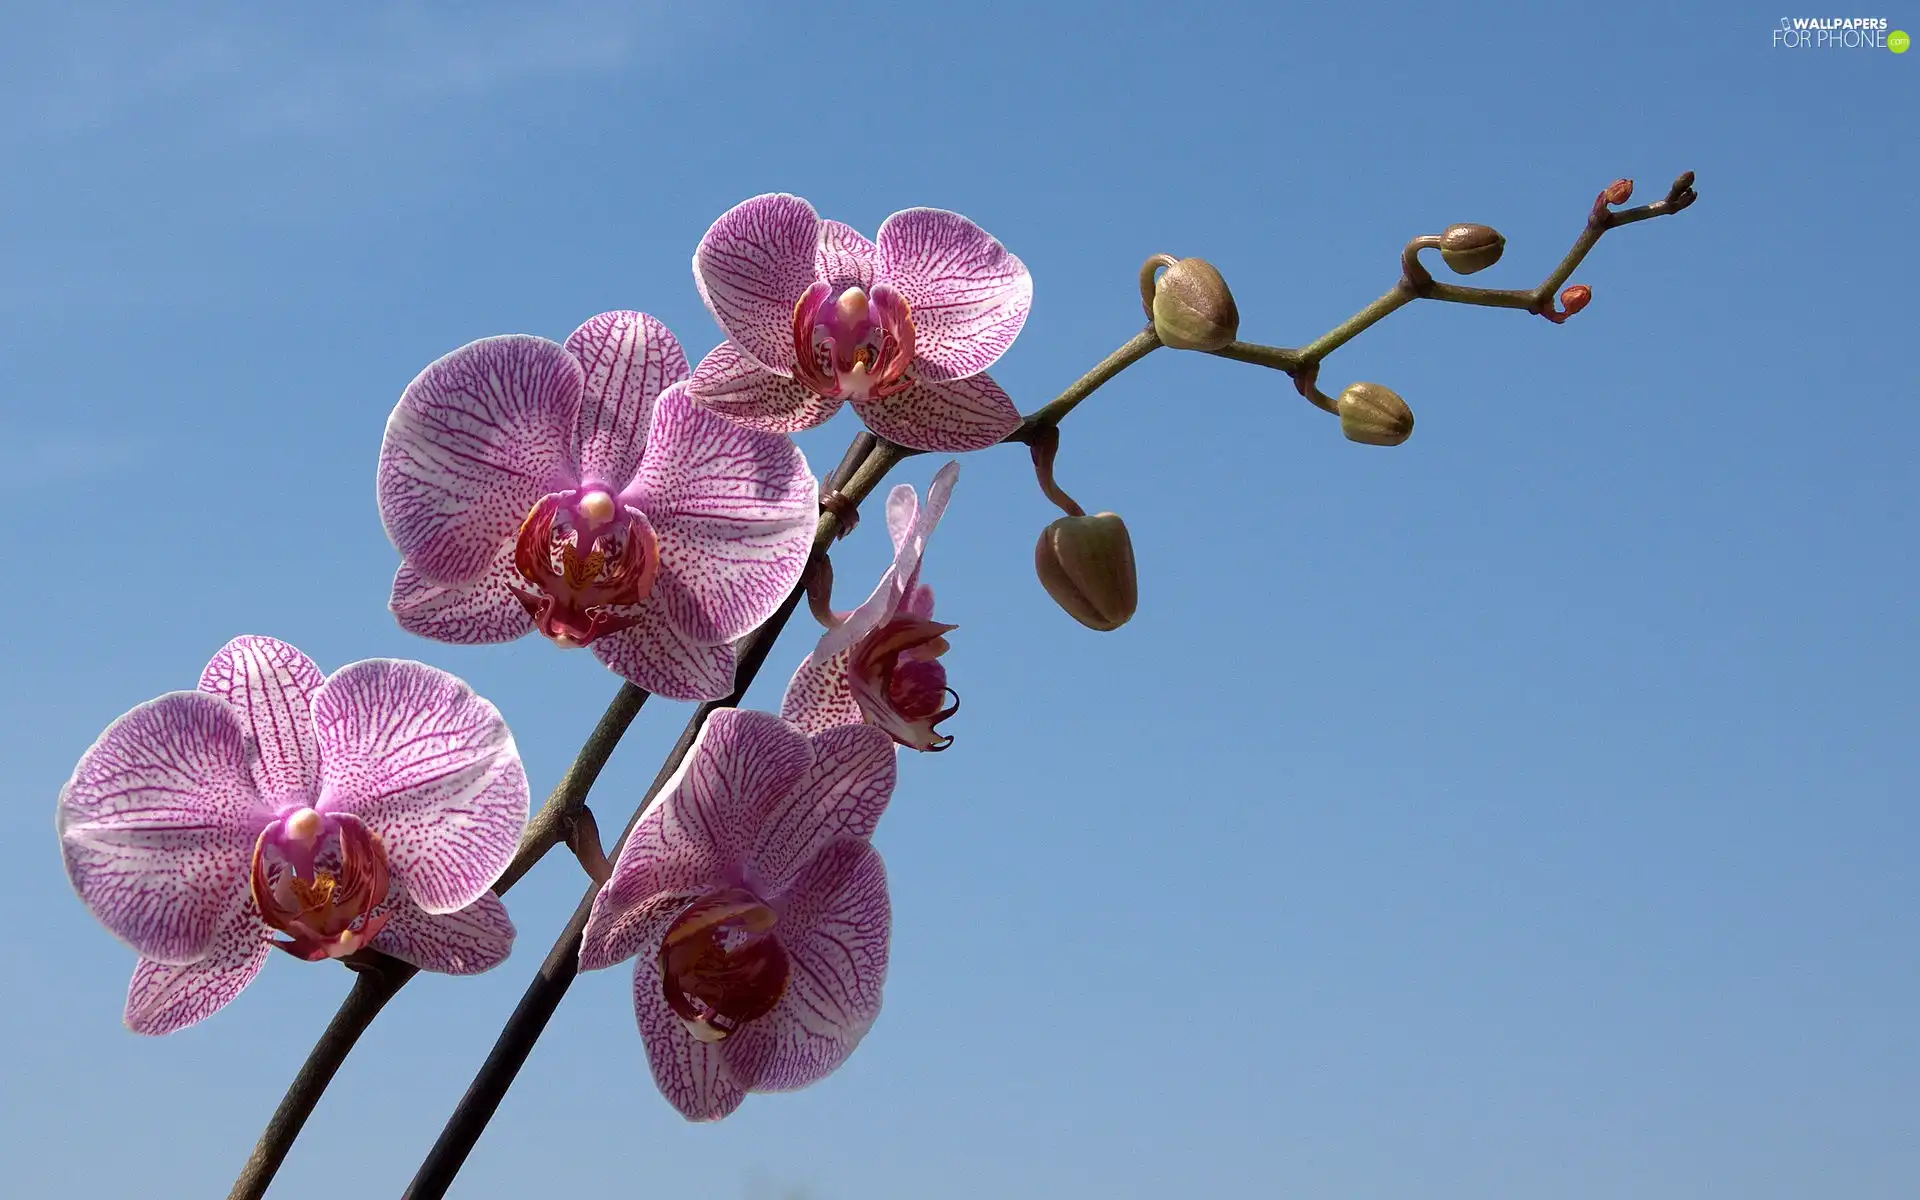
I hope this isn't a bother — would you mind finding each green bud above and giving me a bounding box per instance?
[1336,382,1414,447]
[1438,223,1505,275]
[1149,257,1240,351]
[1035,513,1138,631]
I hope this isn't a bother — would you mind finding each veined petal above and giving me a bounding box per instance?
[853,373,1020,453]
[646,708,812,876]
[815,220,877,291]
[566,311,690,492]
[58,691,262,965]
[124,896,271,1035]
[817,462,959,661]
[893,460,959,593]
[630,383,816,646]
[725,837,890,1092]
[751,725,895,898]
[198,636,325,803]
[693,193,821,374]
[688,342,845,434]
[310,660,527,914]
[875,208,1032,381]
[635,953,748,1121]
[389,546,533,645]
[778,649,862,736]
[814,565,902,663]
[590,598,737,701]
[373,891,515,975]
[581,883,699,973]
[378,334,583,587]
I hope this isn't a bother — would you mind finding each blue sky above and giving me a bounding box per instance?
[2,2,1913,1197]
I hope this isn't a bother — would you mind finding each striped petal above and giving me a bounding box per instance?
[373,891,515,975]
[197,635,325,803]
[752,724,895,897]
[309,660,527,914]
[693,193,821,374]
[124,896,271,1035]
[566,311,689,492]
[58,691,262,965]
[778,649,861,736]
[875,208,1031,381]
[589,597,738,701]
[815,220,877,291]
[389,545,534,645]
[378,334,583,587]
[853,372,1020,453]
[635,951,748,1121]
[688,341,845,434]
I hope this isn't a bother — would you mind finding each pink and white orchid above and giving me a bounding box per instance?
[783,462,961,752]
[378,311,817,702]
[57,636,528,1035]
[688,195,1031,453]
[578,708,895,1121]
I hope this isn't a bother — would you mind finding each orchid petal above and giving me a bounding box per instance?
[817,461,959,660]
[566,311,689,492]
[378,335,583,587]
[896,459,959,591]
[875,208,1031,381]
[688,342,845,434]
[310,660,527,914]
[589,598,737,701]
[58,691,261,965]
[752,724,895,898]
[815,220,877,291]
[853,372,1020,453]
[124,898,271,1035]
[634,954,748,1121]
[197,635,325,803]
[778,649,862,736]
[693,193,821,374]
[389,545,533,645]
[630,383,815,646]
[725,837,890,1092]
[581,883,700,973]
[884,482,920,555]
[372,891,515,975]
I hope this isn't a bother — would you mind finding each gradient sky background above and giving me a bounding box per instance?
[2,3,1913,1197]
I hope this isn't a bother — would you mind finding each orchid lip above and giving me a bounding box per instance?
[659,887,790,1042]
[511,488,661,648]
[250,811,392,962]
[791,282,916,402]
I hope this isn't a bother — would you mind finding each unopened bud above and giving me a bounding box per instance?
[1559,284,1591,316]
[1035,513,1137,631]
[1147,257,1239,351]
[1336,382,1414,447]
[1603,178,1634,206]
[1438,224,1505,275]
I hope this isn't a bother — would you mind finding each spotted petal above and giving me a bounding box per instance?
[693,193,821,374]
[688,341,846,434]
[58,692,262,965]
[875,208,1031,381]
[309,660,527,914]
[635,953,748,1121]
[124,896,271,1035]
[752,724,895,897]
[378,335,583,587]
[198,635,325,803]
[590,598,738,701]
[628,383,816,646]
[815,220,877,291]
[567,311,689,492]
[389,546,533,645]
[373,890,515,975]
[725,836,891,1092]
[778,649,861,736]
[853,373,1020,454]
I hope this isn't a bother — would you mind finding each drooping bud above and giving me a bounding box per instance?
[1336,382,1414,447]
[1035,513,1137,631]
[1603,178,1634,206]
[1144,256,1240,351]
[1558,284,1592,316]
[1438,224,1506,275]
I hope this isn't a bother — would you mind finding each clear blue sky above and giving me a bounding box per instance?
[2,3,1913,1197]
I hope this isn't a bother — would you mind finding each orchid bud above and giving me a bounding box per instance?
[1603,178,1634,206]
[1148,257,1239,351]
[1035,513,1137,631]
[1438,223,1505,275]
[1336,382,1414,447]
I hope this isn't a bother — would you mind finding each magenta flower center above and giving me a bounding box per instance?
[510,487,661,648]
[791,283,917,402]
[249,808,392,962]
[660,887,791,1043]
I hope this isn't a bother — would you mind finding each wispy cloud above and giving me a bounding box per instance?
[2,3,666,142]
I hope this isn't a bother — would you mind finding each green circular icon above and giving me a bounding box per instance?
[1892,29,1911,52]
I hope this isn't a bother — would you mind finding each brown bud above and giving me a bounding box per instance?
[1438,223,1505,275]
[1035,513,1137,631]
[1148,257,1239,351]
[1603,178,1634,206]
[1559,284,1591,316]
[1336,382,1414,447]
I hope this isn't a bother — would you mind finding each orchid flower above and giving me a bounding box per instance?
[378,311,817,701]
[783,461,961,751]
[578,709,895,1121]
[688,195,1031,453]
[56,636,527,1035]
